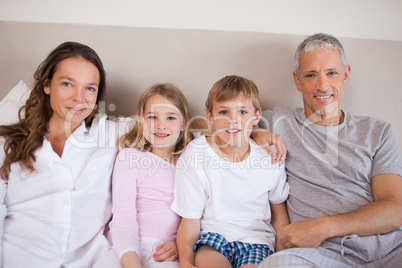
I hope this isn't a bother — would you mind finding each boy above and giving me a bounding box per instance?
[171,75,289,268]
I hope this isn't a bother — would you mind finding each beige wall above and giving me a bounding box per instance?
[1,21,402,152]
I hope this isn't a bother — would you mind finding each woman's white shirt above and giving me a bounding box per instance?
[0,114,120,267]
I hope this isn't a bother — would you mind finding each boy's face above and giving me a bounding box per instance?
[207,94,261,148]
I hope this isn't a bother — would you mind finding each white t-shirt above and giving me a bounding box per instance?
[171,135,289,248]
[0,115,120,267]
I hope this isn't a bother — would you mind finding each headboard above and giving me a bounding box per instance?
[1,21,401,152]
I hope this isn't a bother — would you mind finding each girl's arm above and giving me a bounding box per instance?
[270,202,290,252]
[176,218,200,268]
[109,150,141,264]
[121,251,142,268]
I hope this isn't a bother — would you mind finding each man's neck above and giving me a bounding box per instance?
[306,110,345,126]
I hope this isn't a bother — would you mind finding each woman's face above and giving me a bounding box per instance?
[44,57,100,131]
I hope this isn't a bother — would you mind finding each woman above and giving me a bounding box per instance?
[0,42,120,267]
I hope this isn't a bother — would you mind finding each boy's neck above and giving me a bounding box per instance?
[206,136,251,162]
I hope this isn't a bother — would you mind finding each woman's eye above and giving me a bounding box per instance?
[62,82,71,87]
[87,87,97,92]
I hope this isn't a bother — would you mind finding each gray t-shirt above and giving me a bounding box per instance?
[259,107,402,223]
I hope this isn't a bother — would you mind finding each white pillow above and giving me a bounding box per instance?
[0,81,30,125]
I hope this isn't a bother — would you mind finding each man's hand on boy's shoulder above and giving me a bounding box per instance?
[251,126,287,165]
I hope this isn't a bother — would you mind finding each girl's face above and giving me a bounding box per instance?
[143,94,184,153]
[44,57,99,131]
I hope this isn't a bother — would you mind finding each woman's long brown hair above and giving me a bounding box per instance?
[0,42,107,181]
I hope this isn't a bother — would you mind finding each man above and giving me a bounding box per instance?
[254,33,402,267]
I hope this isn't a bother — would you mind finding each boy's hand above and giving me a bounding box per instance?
[252,127,287,165]
[153,241,179,262]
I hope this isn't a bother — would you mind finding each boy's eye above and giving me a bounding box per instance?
[167,116,176,120]
[218,110,227,115]
[148,116,156,120]
[239,110,247,115]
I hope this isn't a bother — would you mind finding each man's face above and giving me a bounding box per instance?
[293,48,351,124]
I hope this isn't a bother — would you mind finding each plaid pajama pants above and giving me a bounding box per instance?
[194,232,273,268]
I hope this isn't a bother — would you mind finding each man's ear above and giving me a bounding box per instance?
[293,71,302,92]
[344,65,351,86]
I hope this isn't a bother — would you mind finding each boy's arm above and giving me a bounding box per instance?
[177,218,201,268]
[270,202,290,252]
[251,126,287,165]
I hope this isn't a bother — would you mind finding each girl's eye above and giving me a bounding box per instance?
[239,110,247,115]
[167,116,176,120]
[148,116,156,120]
[219,110,227,115]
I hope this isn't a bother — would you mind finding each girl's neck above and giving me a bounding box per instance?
[151,146,177,165]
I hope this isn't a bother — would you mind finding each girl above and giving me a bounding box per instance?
[0,42,120,267]
[109,83,193,268]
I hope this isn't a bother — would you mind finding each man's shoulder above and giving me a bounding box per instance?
[345,112,391,130]
[261,106,296,117]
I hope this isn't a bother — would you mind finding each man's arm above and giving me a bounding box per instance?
[251,126,287,165]
[279,173,402,249]
[176,218,200,268]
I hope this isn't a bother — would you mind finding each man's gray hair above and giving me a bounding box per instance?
[295,33,348,75]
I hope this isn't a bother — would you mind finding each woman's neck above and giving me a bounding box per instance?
[45,117,82,157]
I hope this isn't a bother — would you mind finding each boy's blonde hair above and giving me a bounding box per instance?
[205,75,261,113]
[118,83,193,154]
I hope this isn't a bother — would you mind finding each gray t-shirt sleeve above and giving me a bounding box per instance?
[371,123,402,177]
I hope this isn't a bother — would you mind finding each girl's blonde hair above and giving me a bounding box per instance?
[118,83,193,155]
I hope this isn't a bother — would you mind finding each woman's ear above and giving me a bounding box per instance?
[43,80,50,95]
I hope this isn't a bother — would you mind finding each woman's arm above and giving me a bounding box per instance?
[176,218,200,268]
